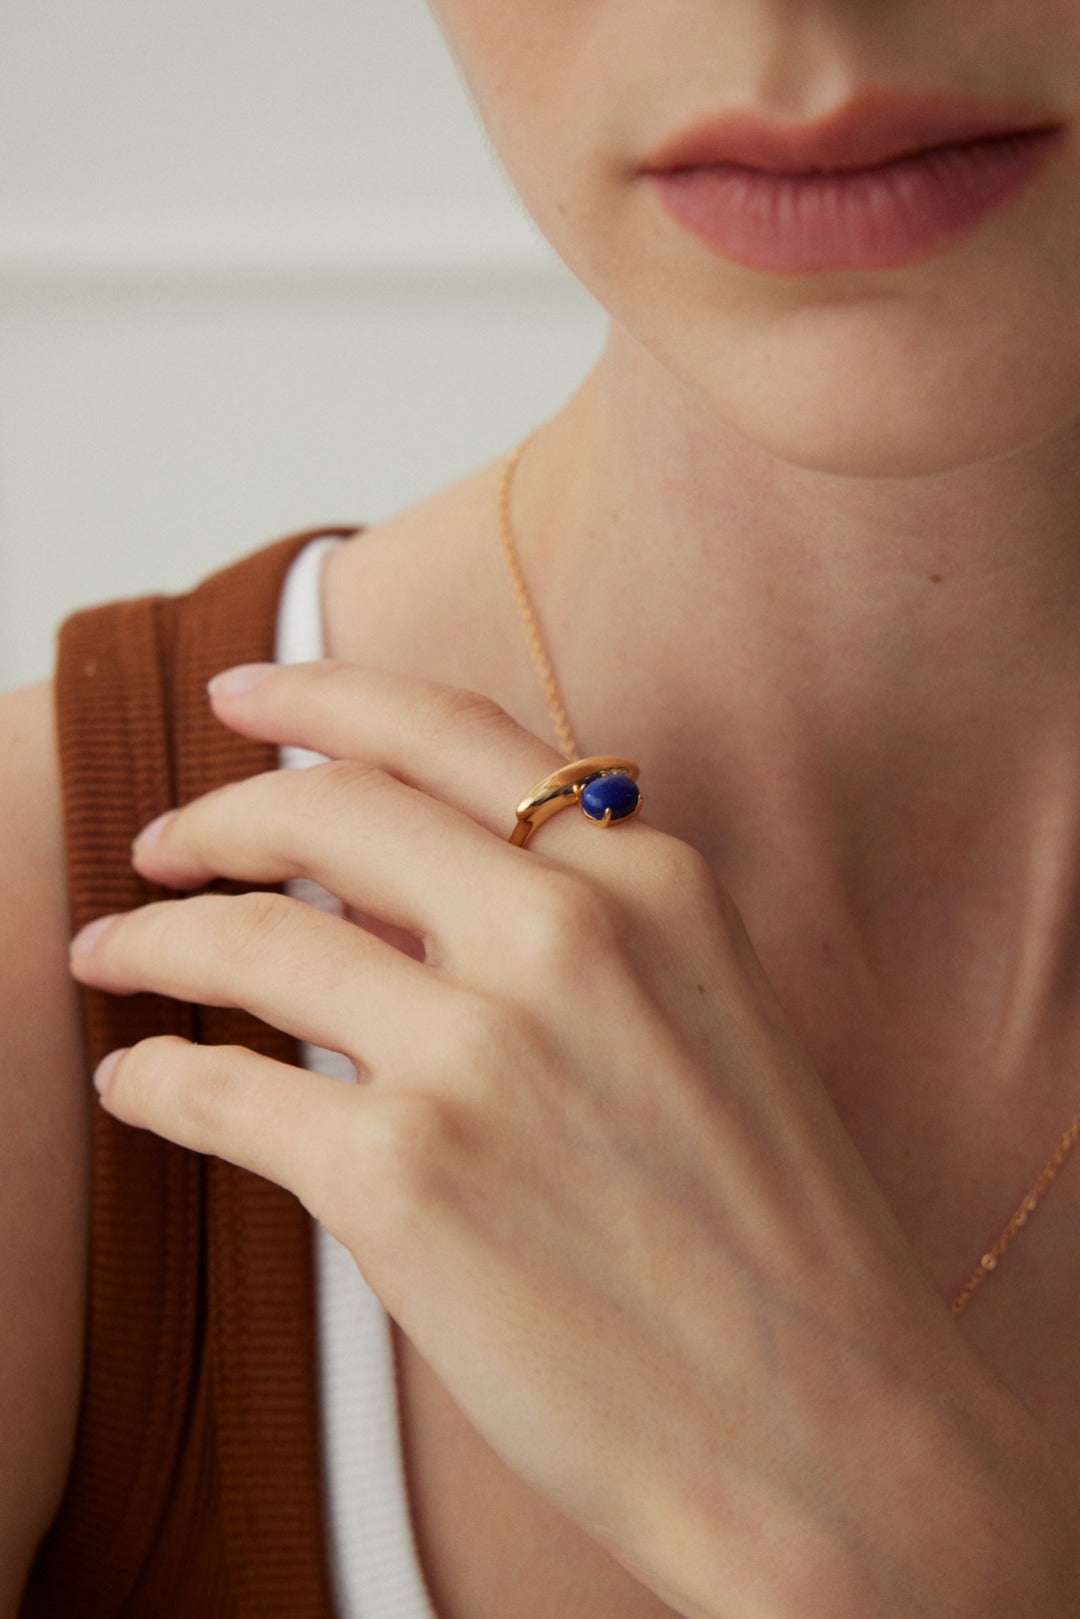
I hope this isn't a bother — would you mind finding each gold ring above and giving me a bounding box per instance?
[509,755,642,849]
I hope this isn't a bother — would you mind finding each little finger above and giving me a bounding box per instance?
[93,1036,376,1242]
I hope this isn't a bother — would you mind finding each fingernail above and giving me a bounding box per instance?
[208,663,275,699]
[71,913,121,954]
[132,809,175,852]
[93,1048,129,1095]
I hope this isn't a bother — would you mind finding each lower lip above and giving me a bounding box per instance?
[647,129,1064,273]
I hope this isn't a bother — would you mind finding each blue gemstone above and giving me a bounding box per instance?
[580,772,641,825]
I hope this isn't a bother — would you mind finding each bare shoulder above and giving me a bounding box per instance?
[321,457,518,687]
[0,681,89,1612]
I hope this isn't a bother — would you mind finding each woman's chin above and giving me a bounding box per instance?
[685,340,1080,481]
[722,403,1036,481]
[592,241,1080,481]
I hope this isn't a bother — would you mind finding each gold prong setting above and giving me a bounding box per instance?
[510,756,642,848]
[579,769,642,828]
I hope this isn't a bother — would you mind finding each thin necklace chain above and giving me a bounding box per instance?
[497,437,579,763]
[495,434,1080,1319]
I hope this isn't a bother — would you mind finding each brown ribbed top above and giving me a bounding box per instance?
[23,529,357,1619]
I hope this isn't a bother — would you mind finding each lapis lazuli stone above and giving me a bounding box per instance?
[580,771,641,825]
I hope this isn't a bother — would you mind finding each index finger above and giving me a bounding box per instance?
[207,659,651,862]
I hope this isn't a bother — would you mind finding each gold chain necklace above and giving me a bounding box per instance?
[496,435,1080,1319]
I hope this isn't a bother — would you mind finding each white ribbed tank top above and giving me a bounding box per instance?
[274,535,440,1619]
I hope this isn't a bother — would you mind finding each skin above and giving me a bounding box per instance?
[0,686,88,1612]
[64,1,1080,1614]
[73,665,1080,1617]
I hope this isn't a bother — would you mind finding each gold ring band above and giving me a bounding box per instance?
[509,756,642,849]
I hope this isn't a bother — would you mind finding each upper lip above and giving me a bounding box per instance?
[641,89,1065,175]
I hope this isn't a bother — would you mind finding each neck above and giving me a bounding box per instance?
[523,326,1080,837]
[511,331,1080,1083]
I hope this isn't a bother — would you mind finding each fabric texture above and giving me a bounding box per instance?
[23,528,358,1619]
[273,535,438,1619]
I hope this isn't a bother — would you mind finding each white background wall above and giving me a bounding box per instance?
[0,0,606,687]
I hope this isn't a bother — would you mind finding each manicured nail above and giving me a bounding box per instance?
[132,809,175,851]
[207,663,275,699]
[71,913,121,954]
[93,1048,129,1095]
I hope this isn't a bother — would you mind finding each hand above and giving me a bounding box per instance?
[69,660,1080,1619]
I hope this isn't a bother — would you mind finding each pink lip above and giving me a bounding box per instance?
[642,89,1067,273]
[642,89,1064,174]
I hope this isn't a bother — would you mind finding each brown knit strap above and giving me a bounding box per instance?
[172,533,349,1619]
[28,528,354,1618]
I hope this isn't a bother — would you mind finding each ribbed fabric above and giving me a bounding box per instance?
[23,527,358,1619]
[313,1230,439,1619]
[274,537,438,1619]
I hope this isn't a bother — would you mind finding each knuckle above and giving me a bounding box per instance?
[439,990,523,1073]
[362,1091,467,1209]
[300,758,389,808]
[648,834,717,897]
[265,761,394,864]
[305,656,351,688]
[641,836,728,922]
[225,888,296,955]
[109,1033,204,1114]
[108,1033,173,1094]
[519,869,621,970]
[168,1044,237,1135]
[412,682,514,747]
[407,990,496,1082]
[639,839,753,971]
[106,899,183,973]
[105,1038,270,1162]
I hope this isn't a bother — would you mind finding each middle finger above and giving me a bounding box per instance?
[132,760,581,975]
